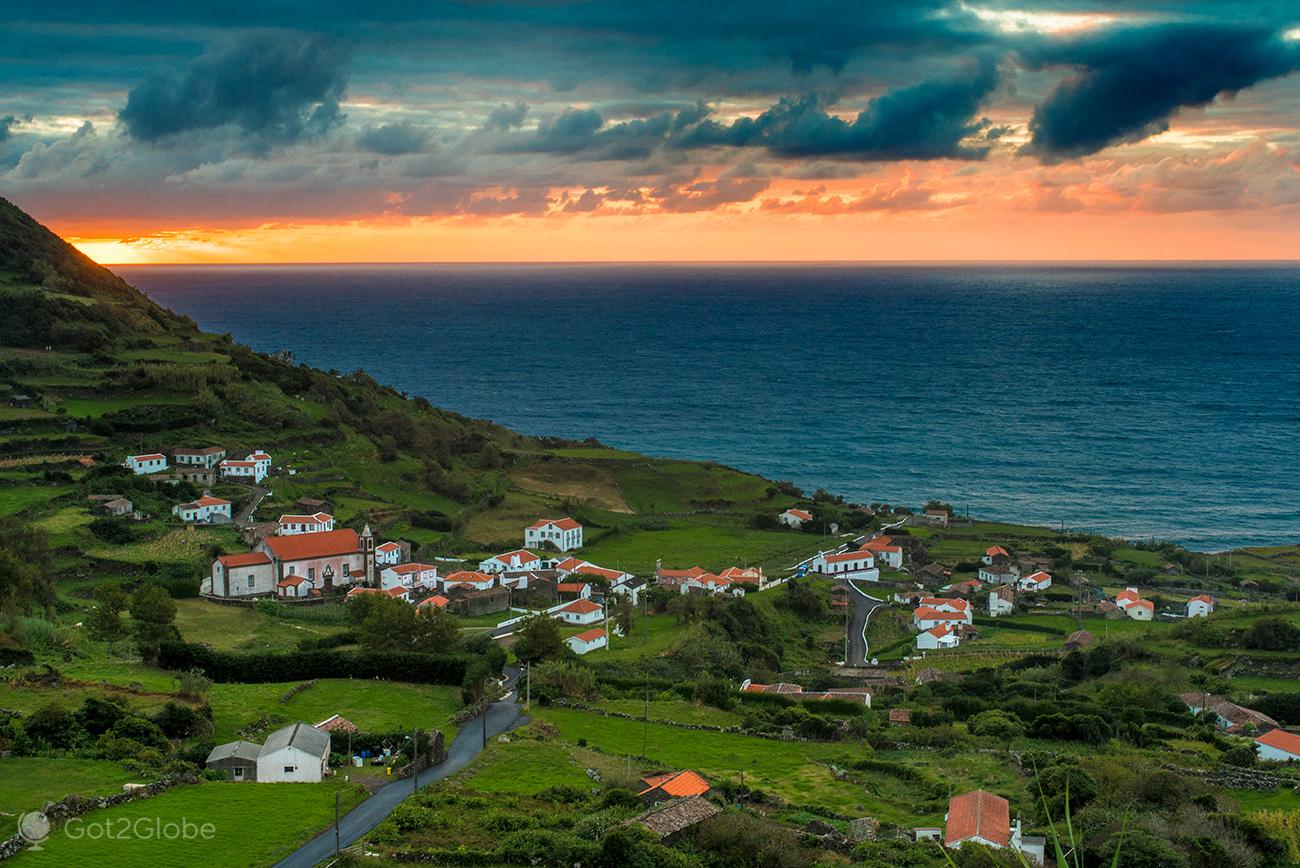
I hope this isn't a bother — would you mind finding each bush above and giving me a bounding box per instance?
[967,709,1024,738]
[157,640,472,685]
[1244,618,1300,651]
[1220,744,1257,767]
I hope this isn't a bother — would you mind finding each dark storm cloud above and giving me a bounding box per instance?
[482,102,529,131]
[1021,24,1300,160]
[356,122,429,155]
[0,116,15,142]
[118,34,350,146]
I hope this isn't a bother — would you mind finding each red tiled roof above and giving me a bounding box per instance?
[278,576,308,587]
[1131,599,1155,610]
[129,453,166,461]
[556,582,590,593]
[572,627,607,643]
[490,549,540,564]
[921,597,969,610]
[417,594,450,608]
[530,517,581,531]
[385,587,409,597]
[263,529,359,561]
[1189,594,1215,605]
[742,682,803,694]
[945,790,1010,847]
[719,566,763,583]
[346,587,383,598]
[279,512,332,524]
[560,599,602,615]
[249,452,271,461]
[639,770,711,798]
[783,508,813,521]
[824,551,874,564]
[986,546,1009,558]
[1023,570,1051,583]
[658,566,706,579]
[217,552,272,568]
[1116,588,1141,604]
[925,624,954,638]
[221,460,257,467]
[376,542,401,554]
[914,606,967,621]
[389,562,436,575]
[1256,729,1300,756]
[574,563,624,580]
[194,495,230,507]
[860,537,902,553]
[444,570,494,585]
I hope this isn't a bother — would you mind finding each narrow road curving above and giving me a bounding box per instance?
[273,697,527,868]
[842,579,886,667]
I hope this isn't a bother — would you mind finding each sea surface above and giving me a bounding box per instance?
[119,263,1300,552]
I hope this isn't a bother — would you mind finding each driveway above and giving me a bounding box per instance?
[273,698,527,868]
[843,579,887,666]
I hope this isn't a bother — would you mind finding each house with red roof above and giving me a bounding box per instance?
[380,562,439,592]
[565,627,608,655]
[417,594,450,610]
[1255,729,1300,762]
[739,680,804,695]
[219,458,265,483]
[556,581,593,600]
[375,541,404,566]
[236,526,373,597]
[1186,594,1216,618]
[1114,587,1155,620]
[209,551,276,597]
[277,512,335,535]
[553,598,604,625]
[440,570,496,592]
[779,507,814,529]
[810,550,879,581]
[524,517,583,552]
[1016,571,1052,593]
[638,770,712,803]
[916,623,959,650]
[946,578,983,597]
[859,536,904,569]
[173,493,232,524]
[982,545,1010,565]
[944,790,1012,850]
[479,549,543,574]
[655,564,707,589]
[555,556,634,585]
[124,453,168,475]
[718,566,764,588]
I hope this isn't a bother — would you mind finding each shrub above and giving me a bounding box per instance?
[157,640,472,685]
[967,709,1024,738]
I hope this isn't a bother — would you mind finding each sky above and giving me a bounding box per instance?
[2,1,1299,262]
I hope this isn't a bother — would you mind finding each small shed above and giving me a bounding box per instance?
[631,796,720,841]
[205,740,261,782]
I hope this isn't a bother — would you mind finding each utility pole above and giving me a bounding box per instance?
[334,791,341,855]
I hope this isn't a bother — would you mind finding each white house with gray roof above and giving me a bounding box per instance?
[206,722,331,783]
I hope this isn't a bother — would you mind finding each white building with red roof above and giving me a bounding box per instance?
[779,507,814,529]
[914,598,973,631]
[480,549,543,574]
[1186,594,1216,618]
[654,564,707,589]
[916,623,959,650]
[556,581,594,600]
[810,550,879,581]
[565,627,608,655]
[1116,587,1154,620]
[219,458,266,483]
[380,562,439,592]
[208,551,275,597]
[553,598,604,625]
[982,545,1010,565]
[1255,729,1300,762]
[524,517,583,552]
[277,512,335,535]
[440,570,496,592]
[124,453,168,475]
[375,541,404,566]
[682,571,746,597]
[247,451,272,477]
[1016,571,1052,593]
[251,527,371,595]
[859,536,903,569]
[417,593,450,610]
[944,790,1024,854]
[172,493,232,524]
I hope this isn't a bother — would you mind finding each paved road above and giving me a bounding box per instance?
[843,579,887,666]
[274,698,527,868]
[232,482,269,527]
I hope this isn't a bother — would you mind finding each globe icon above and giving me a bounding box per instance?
[18,812,50,846]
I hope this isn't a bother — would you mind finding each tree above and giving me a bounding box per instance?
[85,583,130,642]
[669,623,742,678]
[410,605,462,653]
[613,594,634,637]
[1244,618,1300,651]
[513,615,567,665]
[129,584,177,662]
[0,517,56,620]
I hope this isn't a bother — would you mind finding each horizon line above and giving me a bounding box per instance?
[107,258,1300,267]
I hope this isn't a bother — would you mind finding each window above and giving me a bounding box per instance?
[342,564,350,577]
[284,766,295,774]
[233,767,244,779]
[308,568,315,581]
[247,575,255,589]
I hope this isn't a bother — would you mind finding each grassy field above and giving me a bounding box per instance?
[457,739,596,794]
[11,780,366,867]
[577,521,825,575]
[206,679,464,742]
[172,599,347,652]
[0,758,146,837]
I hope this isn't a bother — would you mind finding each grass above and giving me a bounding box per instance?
[510,460,631,513]
[0,758,145,837]
[599,613,686,661]
[610,460,781,514]
[173,599,347,653]
[577,521,825,575]
[457,739,595,794]
[0,484,74,517]
[205,679,464,742]
[597,698,744,727]
[10,779,367,867]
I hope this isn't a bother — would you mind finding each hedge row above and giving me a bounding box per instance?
[158,641,472,685]
[973,616,1067,636]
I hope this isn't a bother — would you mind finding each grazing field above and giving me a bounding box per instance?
[457,739,595,794]
[0,758,145,838]
[10,780,366,868]
[577,521,825,575]
[172,599,348,652]
[510,460,632,513]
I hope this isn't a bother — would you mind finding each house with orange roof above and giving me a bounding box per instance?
[1017,570,1052,593]
[553,598,604,625]
[217,526,375,598]
[919,597,972,619]
[278,575,314,599]
[124,452,168,475]
[946,578,982,597]
[556,581,593,600]
[916,623,959,650]
[417,594,450,609]
[1114,587,1142,608]
[207,551,275,597]
[1186,594,1216,618]
[173,493,232,524]
[718,566,764,588]
[440,570,496,592]
[810,550,879,581]
[944,790,1012,850]
[638,770,712,803]
[779,507,814,529]
[524,517,583,552]
[555,557,634,585]
[380,562,439,592]
[479,549,543,574]
[1126,598,1155,621]
[375,541,404,566]
[859,536,904,569]
[219,458,265,483]
[982,545,1010,565]
[565,627,608,655]
[277,512,335,535]
[654,564,707,589]
[1255,729,1300,762]
[739,680,804,695]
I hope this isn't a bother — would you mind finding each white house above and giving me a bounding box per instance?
[480,549,543,574]
[248,451,273,477]
[978,564,1018,585]
[440,570,496,593]
[1115,588,1142,609]
[556,581,594,600]
[914,598,972,631]
[610,575,647,606]
[524,517,583,552]
[277,512,335,535]
[779,508,813,529]
[920,597,972,620]
[944,791,1024,856]
[916,623,959,650]
[553,556,633,585]
[859,536,904,569]
[988,586,1015,616]
[172,446,226,469]
[554,598,604,625]
[172,494,232,524]
[566,627,608,655]
[1017,571,1052,593]
[255,722,330,783]
[1186,594,1216,618]
[375,541,404,566]
[811,550,879,580]
[220,459,266,483]
[681,572,746,597]
[380,562,439,592]
[1126,599,1154,621]
[1255,730,1300,762]
[124,453,168,475]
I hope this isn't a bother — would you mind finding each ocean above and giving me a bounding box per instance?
[118,263,1300,552]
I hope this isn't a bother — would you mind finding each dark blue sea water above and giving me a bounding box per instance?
[119,264,1300,552]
